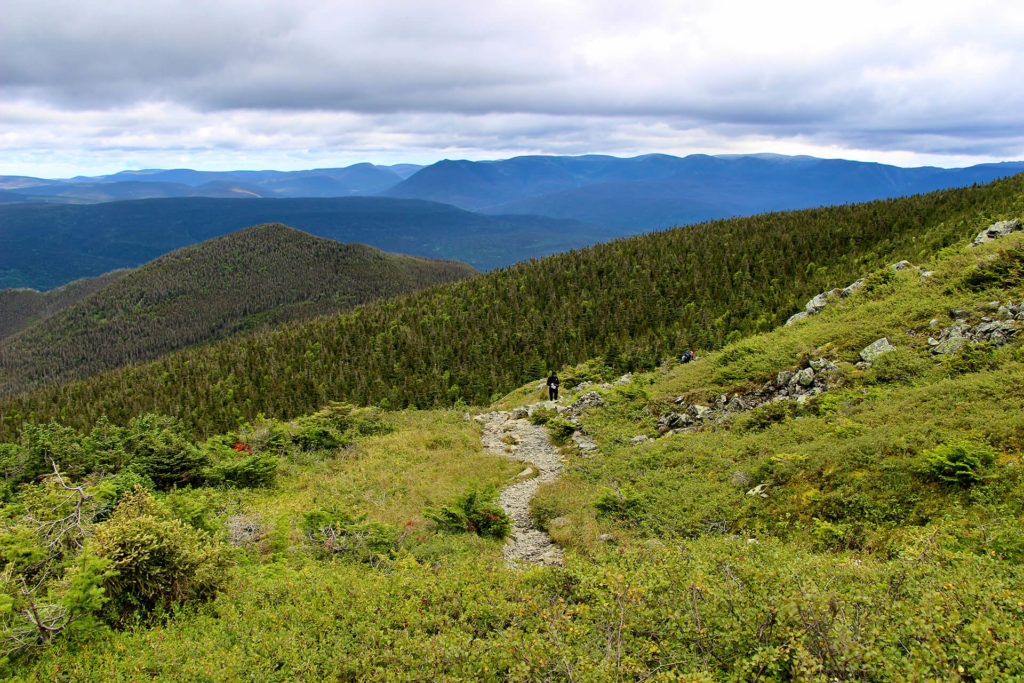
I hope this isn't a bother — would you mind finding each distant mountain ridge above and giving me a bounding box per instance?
[0,197,617,290]
[385,154,1024,229]
[0,163,421,203]
[0,223,476,396]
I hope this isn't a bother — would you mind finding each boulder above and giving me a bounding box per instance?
[630,435,652,444]
[512,406,529,419]
[572,433,598,452]
[890,260,917,272]
[860,337,895,362]
[970,218,1021,247]
[785,311,811,326]
[795,367,816,387]
[726,395,746,412]
[805,292,831,314]
[931,325,968,355]
[690,404,712,420]
[746,483,770,498]
[730,471,751,486]
[841,278,866,297]
[776,370,795,387]
[568,391,605,415]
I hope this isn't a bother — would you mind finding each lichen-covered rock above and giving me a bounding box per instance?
[746,483,770,498]
[795,367,816,387]
[841,279,865,297]
[970,218,1021,247]
[860,337,896,362]
[785,310,811,326]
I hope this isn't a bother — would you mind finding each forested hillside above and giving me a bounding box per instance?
[0,224,476,396]
[0,271,126,340]
[1,174,1020,439]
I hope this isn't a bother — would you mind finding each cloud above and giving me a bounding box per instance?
[1,0,1022,175]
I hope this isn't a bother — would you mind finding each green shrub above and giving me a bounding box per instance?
[204,452,278,488]
[424,488,511,539]
[545,417,577,446]
[810,518,850,551]
[594,486,648,527]
[300,507,397,563]
[88,487,230,621]
[738,400,797,432]
[869,348,930,383]
[529,495,563,532]
[528,407,558,425]
[920,441,998,486]
[956,246,1024,290]
[122,415,208,490]
[941,342,1000,376]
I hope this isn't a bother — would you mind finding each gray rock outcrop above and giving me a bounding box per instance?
[970,219,1021,247]
[658,358,839,435]
[859,337,896,363]
[928,301,1021,354]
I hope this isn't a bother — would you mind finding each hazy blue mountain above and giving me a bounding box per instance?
[386,154,1024,229]
[385,163,425,179]
[17,180,267,202]
[0,196,618,290]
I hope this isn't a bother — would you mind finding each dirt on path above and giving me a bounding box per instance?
[476,406,564,566]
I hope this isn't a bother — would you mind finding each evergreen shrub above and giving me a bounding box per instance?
[545,417,577,446]
[424,488,510,539]
[300,507,397,564]
[920,441,997,486]
[89,487,230,621]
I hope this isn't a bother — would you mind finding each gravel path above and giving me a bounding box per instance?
[477,407,564,566]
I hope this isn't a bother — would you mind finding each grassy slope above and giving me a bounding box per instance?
[2,176,1021,440]
[0,224,476,396]
[10,227,1024,680]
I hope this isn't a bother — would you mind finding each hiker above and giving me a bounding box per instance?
[547,371,560,401]
[681,350,694,364]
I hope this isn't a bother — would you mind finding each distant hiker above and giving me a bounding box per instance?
[547,372,560,401]
[681,350,694,364]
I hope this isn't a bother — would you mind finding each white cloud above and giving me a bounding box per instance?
[1,0,1022,176]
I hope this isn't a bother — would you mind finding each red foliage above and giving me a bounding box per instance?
[233,442,252,453]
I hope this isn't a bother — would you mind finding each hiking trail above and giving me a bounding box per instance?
[477,405,564,566]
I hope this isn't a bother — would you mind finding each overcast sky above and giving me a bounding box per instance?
[2,0,1022,177]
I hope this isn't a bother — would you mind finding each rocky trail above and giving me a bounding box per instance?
[476,406,564,566]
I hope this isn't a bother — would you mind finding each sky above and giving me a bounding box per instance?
[2,0,1022,178]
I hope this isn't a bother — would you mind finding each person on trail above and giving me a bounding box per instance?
[681,350,694,364]
[547,371,560,401]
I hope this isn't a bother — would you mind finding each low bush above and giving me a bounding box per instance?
[122,415,208,490]
[88,487,231,621]
[204,451,278,488]
[424,488,510,539]
[528,407,558,425]
[920,441,997,486]
[300,507,397,564]
[869,347,930,383]
[545,417,577,445]
[594,486,648,527]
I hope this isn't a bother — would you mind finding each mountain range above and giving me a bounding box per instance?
[3,154,1023,292]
